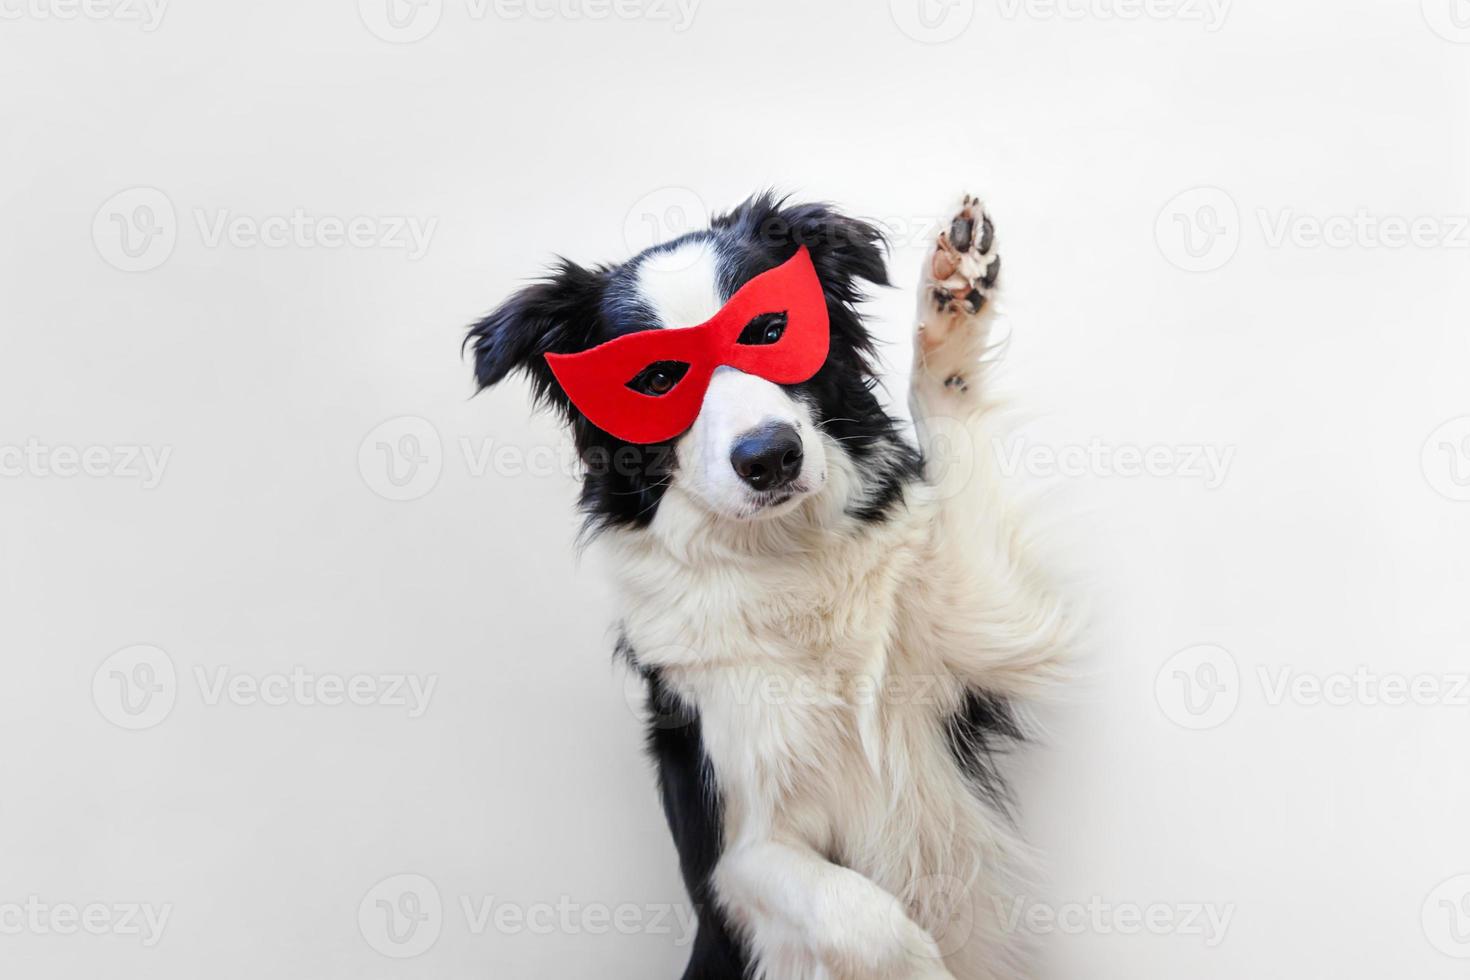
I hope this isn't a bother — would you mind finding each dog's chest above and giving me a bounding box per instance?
[618,527,979,880]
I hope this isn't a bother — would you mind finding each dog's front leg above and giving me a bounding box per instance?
[715,840,956,980]
[908,196,1071,701]
[908,195,1008,512]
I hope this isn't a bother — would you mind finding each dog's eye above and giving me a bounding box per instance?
[738,312,788,347]
[627,361,689,396]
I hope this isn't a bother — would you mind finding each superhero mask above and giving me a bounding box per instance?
[545,246,829,444]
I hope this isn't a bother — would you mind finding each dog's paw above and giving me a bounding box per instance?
[814,895,956,980]
[915,194,1001,394]
[882,913,958,980]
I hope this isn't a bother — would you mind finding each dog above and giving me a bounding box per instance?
[466,193,1072,979]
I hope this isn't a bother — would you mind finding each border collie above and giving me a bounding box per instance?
[466,193,1072,980]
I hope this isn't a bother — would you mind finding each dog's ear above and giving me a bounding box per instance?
[716,192,891,303]
[464,260,604,408]
[716,193,891,374]
[777,200,891,300]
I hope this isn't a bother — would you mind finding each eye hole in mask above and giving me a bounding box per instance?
[737,312,788,347]
[625,360,691,397]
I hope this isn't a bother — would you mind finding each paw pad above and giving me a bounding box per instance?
[918,194,1002,367]
[927,195,1000,318]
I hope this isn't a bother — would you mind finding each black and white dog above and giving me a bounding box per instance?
[466,193,1071,980]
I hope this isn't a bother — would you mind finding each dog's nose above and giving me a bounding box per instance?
[730,423,804,492]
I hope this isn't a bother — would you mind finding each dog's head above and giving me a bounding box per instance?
[466,193,920,535]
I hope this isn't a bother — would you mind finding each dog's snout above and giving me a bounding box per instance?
[730,423,803,492]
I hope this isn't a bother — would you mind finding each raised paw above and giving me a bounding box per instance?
[915,194,1001,390]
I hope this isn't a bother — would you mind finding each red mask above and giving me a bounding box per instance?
[545,247,829,444]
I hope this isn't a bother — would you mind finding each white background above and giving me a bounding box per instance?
[3,0,1469,977]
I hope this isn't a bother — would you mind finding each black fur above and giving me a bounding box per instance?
[466,195,977,977]
[613,634,750,977]
[464,192,921,536]
[945,690,1025,816]
[644,666,752,979]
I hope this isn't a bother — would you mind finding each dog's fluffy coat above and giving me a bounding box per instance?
[467,193,1071,979]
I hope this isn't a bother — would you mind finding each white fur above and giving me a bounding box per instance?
[605,203,1072,980]
[636,242,827,522]
[637,239,724,330]
[672,367,827,520]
